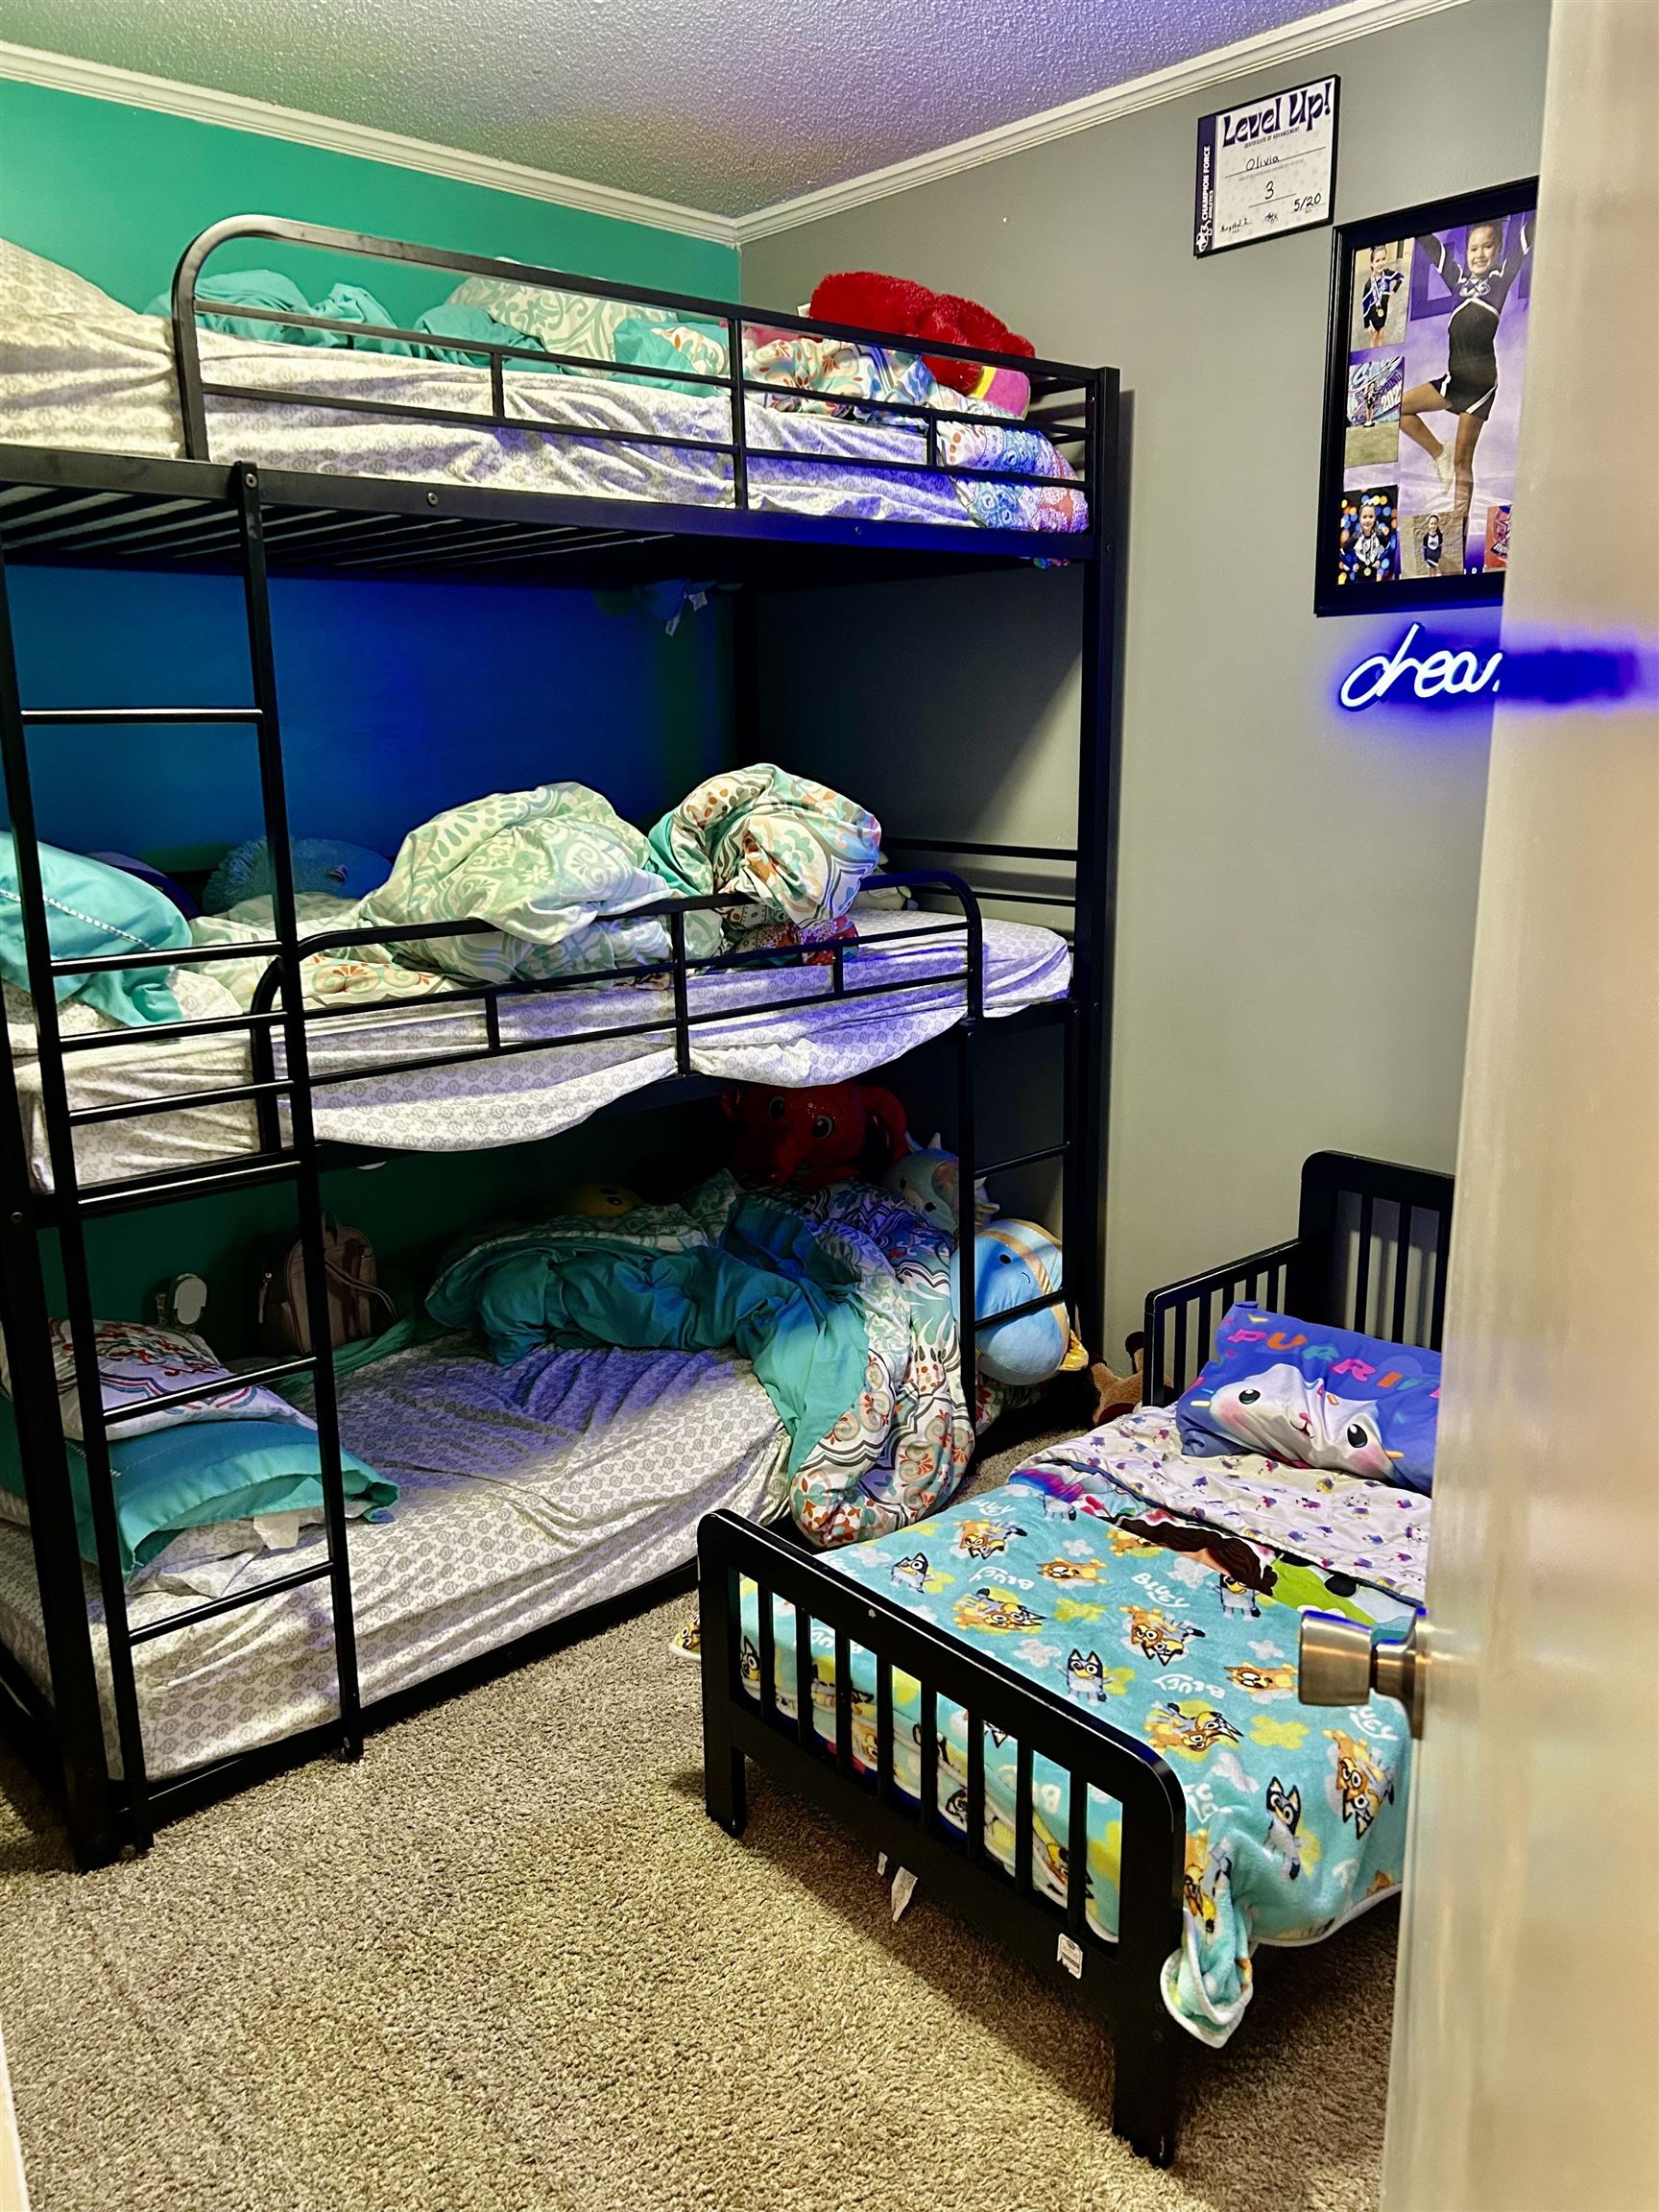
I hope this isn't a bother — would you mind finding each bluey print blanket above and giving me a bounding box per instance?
[740,1409,1422,2043]
[427,1174,974,1547]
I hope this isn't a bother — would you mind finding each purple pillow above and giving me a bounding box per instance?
[1174,1306,1441,1493]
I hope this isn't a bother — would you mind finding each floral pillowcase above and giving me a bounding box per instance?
[0,1319,312,1444]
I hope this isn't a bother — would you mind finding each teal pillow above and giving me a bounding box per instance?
[145,268,332,346]
[0,1403,396,1576]
[410,302,562,371]
[0,831,189,1025]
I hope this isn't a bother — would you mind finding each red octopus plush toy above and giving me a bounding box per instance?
[807,271,1035,398]
[723,1082,910,1190]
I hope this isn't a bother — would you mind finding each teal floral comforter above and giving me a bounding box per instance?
[738,1407,1421,2042]
[190,766,880,1000]
[429,1174,976,1547]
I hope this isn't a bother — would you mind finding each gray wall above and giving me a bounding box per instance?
[743,0,1551,1352]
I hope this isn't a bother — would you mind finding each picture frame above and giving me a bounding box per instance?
[1193,75,1339,258]
[1314,177,1539,616]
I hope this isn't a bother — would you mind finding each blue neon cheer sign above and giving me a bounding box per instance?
[1338,625,1650,714]
[1338,624,1503,710]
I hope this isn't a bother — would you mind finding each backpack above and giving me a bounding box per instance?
[257,1217,395,1355]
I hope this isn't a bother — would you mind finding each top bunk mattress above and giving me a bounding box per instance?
[6,910,1071,1193]
[0,299,1087,537]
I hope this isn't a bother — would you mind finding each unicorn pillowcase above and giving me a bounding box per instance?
[1173,1307,1441,1494]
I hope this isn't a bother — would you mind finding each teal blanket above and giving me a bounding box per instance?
[147,269,561,369]
[426,1176,982,1545]
[425,1189,869,1478]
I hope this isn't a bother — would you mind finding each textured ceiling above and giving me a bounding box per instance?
[3,0,1345,216]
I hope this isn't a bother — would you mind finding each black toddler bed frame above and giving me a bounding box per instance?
[0,218,1119,1868]
[699,1148,1454,2165]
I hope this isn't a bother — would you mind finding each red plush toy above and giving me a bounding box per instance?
[807,271,1035,396]
[723,1083,910,1190]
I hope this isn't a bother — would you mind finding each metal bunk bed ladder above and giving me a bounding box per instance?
[0,467,361,1858]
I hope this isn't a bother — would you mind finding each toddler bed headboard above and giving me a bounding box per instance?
[1142,1150,1455,1407]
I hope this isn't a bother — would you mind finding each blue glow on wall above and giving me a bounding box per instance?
[1338,621,1655,715]
[1,567,728,860]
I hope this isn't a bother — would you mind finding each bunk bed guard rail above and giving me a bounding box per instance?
[170,216,1103,509]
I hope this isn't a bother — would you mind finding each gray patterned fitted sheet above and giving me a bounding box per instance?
[0,1337,788,1780]
[9,912,1071,1191]
[0,306,1080,532]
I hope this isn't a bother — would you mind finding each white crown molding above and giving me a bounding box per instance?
[732,0,1472,243]
[0,39,739,249]
[2,3,1473,259]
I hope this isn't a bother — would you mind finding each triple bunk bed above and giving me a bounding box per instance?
[0,216,1121,1868]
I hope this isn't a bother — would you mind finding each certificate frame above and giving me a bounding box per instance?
[1315,176,1540,617]
[1192,75,1339,259]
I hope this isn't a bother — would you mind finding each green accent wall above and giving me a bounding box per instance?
[0,77,739,1336]
[0,78,735,312]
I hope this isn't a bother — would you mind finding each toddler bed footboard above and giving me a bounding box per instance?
[697,1510,1190,2165]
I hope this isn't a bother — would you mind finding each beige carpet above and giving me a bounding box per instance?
[0,1438,1397,2212]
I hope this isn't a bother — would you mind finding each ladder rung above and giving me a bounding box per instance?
[68,1074,291,1127]
[20,706,262,726]
[128,1557,334,1645]
[50,939,281,977]
[101,1353,318,1427]
[59,1004,289,1053]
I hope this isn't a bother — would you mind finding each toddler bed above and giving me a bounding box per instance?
[698,1151,1453,2165]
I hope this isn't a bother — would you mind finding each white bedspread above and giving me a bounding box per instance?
[0,308,1084,532]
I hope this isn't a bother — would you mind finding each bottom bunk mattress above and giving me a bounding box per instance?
[734,1407,1426,2044]
[0,1334,788,1781]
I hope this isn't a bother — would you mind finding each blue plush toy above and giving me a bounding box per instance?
[203,836,390,915]
[974,1215,1084,1387]
[884,1141,1081,1387]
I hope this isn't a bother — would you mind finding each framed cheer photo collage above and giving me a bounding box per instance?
[1315,177,1539,615]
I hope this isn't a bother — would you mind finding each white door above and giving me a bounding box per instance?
[1378,3,1659,2207]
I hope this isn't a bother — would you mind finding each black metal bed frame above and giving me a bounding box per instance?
[699,1148,1455,2166]
[0,220,1123,1869]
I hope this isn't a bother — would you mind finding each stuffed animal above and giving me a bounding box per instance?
[553,1182,643,1218]
[1092,1337,1147,1423]
[202,834,390,915]
[883,1134,993,1234]
[722,1083,910,1190]
[807,272,1035,410]
[975,1216,1087,1387]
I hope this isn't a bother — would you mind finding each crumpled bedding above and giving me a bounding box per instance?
[745,1405,1420,2042]
[0,242,1088,535]
[646,766,879,940]
[429,1172,978,1547]
[184,766,880,1000]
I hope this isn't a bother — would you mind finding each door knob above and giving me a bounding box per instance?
[1297,1611,1428,1738]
